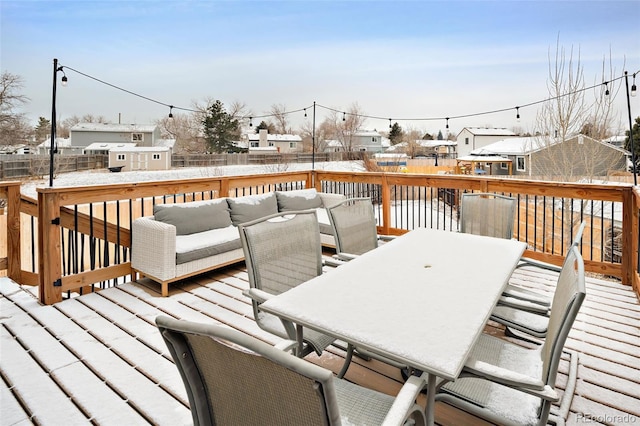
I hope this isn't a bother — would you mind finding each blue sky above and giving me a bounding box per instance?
[2,0,639,136]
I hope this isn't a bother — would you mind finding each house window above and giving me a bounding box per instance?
[152,154,161,160]
[516,156,525,172]
[117,154,126,161]
[465,137,469,145]
[131,133,143,142]
[289,142,296,148]
[268,142,274,147]
[250,142,259,148]
[500,162,508,170]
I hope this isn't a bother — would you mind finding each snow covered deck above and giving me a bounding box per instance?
[1,261,639,425]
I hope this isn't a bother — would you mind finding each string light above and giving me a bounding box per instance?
[168,105,173,118]
[389,119,392,129]
[249,117,252,127]
[304,108,307,117]
[56,62,639,129]
[516,106,520,122]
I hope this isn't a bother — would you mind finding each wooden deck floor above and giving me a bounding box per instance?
[1,261,639,425]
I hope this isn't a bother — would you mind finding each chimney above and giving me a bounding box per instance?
[259,128,268,147]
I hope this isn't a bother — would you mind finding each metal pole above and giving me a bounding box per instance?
[49,58,58,187]
[312,101,316,171]
[624,71,637,186]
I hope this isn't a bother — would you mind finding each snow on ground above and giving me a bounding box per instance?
[20,161,366,198]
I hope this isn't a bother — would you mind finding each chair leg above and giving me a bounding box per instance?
[337,344,355,378]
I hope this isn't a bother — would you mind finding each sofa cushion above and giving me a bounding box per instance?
[227,192,278,226]
[154,198,232,235]
[175,225,242,264]
[276,189,323,212]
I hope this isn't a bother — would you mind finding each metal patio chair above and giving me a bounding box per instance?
[238,210,336,358]
[156,315,427,426]
[435,245,586,426]
[326,197,395,262]
[491,221,587,338]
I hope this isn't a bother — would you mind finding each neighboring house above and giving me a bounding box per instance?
[0,144,32,155]
[465,135,629,177]
[350,129,384,153]
[109,146,172,171]
[602,135,627,149]
[456,127,517,157]
[386,140,457,158]
[37,138,76,155]
[246,129,302,154]
[70,123,160,149]
[322,139,343,153]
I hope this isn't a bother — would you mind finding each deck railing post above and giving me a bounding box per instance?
[6,182,21,282]
[381,174,391,235]
[37,189,62,305]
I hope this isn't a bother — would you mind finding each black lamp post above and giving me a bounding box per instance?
[624,71,637,185]
[50,58,67,187]
[311,101,316,171]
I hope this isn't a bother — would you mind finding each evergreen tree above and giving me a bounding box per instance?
[437,130,443,140]
[255,120,276,134]
[201,100,241,153]
[34,117,51,143]
[388,122,403,145]
[625,116,640,172]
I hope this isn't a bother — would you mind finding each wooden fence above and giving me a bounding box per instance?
[1,171,638,304]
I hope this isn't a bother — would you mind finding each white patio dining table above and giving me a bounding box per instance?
[260,227,527,425]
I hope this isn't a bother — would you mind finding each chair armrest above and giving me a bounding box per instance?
[382,372,428,426]
[517,257,562,272]
[464,358,545,390]
[333,252,359,261]
[131,217,177,281]
[242,288,273,304]
[497,296,550,315]
[323,257,347,268]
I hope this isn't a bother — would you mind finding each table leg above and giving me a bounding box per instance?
[426,373,436,426]
[295,324,304,357]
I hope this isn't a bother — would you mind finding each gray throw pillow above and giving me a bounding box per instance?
[153,198,232,235]
[276,189,323,212]
[227,192,279,225]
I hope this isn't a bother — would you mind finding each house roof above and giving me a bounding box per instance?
[110,146,170,152]
[247,133,301,142]
[84,142,138,151]
[38,138,72,148]
[458,127,517,137]
[472,135,630,156]
[71,123,157,133]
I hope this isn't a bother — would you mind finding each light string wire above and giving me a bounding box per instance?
[60,63,638,126]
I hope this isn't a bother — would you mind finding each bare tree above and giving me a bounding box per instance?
[269,103,290,134]
[0,71,31,146]
[155,112,206,154]
[533,39,624,181]
[326,102,367,151]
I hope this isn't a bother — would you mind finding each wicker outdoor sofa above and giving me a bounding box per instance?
[131,189,345,296]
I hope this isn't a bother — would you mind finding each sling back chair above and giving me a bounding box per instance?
[156,315,428,426]
[435,245,585,426]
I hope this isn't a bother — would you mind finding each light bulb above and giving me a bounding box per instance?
[61,75,68,87]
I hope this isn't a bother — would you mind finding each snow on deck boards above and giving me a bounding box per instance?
[1,264,639,426]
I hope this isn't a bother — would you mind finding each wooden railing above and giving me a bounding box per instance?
[1,171,638,304]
